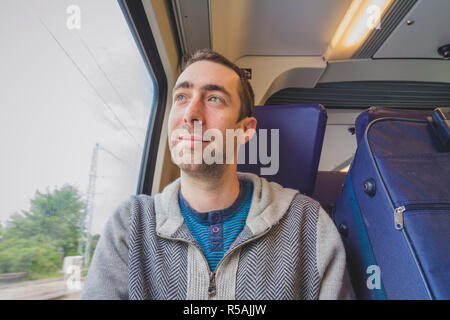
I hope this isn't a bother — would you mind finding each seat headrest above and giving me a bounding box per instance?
[237,104,327,196]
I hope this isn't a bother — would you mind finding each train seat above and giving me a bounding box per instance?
[311,170,347,216]
[237,104,327,196]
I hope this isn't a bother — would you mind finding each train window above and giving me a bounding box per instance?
[0,0,156,299]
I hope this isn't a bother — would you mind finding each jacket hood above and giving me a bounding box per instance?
[154,172,299,237]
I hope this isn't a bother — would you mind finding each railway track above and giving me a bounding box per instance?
[0,276,85,300]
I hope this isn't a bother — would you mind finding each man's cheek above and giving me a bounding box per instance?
[167,108,181,132]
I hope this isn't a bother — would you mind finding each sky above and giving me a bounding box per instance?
[0,0,155,235]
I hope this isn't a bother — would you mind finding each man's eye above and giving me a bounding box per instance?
[208,96,221,103]
[175,95,185,102]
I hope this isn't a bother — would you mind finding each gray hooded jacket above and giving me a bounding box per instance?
[82,172,353,300]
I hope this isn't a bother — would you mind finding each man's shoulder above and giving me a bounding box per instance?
[133,193,155,204]
[287,192,322,214]
[109,194,155,224]
[283,192,329,231]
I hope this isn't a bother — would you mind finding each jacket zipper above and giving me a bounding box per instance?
[156,233,213,291]
[394,203,450,230]
[208,272,216,297]
[208,226,272,297]
[157,226,272,298]
[160,234,217,297]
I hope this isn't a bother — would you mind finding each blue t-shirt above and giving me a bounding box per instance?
[178,180,253,272]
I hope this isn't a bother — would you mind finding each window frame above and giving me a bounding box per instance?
[118,0,168,195]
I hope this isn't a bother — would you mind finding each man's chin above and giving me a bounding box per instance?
[178,162,226,179]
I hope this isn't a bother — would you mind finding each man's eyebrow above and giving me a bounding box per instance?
[202,84,232,101]
[173,81,193,92]
[173,82,232,102]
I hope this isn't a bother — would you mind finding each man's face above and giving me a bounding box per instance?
[168,60,251,176]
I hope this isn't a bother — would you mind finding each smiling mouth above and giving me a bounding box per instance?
[178,136,211,143]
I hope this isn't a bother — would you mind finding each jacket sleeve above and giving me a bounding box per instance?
[81,198,131,300]
[316,207,355,300]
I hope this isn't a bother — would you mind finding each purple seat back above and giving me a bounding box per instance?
[311,171,347,215]
[237,104,327,196]
[356,107,433,146]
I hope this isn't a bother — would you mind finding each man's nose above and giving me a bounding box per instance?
[183,94,205,125]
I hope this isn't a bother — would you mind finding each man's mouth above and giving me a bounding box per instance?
[178,135,211,144]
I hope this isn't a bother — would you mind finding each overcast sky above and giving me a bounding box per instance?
[0,0,155,235]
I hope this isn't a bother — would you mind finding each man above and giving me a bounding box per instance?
[82,49,353,300]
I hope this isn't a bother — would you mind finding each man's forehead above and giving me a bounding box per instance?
[175,60,239,90]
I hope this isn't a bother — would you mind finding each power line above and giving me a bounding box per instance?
[39,19,143,149]
[77,34,141,126]
[98,145,136,170]
[78,95,122,130]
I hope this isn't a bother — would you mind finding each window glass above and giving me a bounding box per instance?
[0,0,155,299]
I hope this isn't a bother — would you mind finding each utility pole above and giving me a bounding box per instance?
[81,143,99,266]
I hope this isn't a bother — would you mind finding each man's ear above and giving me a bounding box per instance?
[241,116,257,143]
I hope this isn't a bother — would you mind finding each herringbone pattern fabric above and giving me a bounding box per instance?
[128,196,188,300]
[235,194,320,300]
[126,192,320,300]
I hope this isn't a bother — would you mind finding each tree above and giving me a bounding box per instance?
[0,184,99,280]
[4,185,86,257]
[0,238,62,278]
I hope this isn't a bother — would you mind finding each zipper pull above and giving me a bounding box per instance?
[394,206,405,230]
[208,272,216,297]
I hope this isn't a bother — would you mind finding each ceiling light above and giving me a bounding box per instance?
[325,0,393,60]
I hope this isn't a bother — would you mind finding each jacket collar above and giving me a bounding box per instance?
[154,172,299,238]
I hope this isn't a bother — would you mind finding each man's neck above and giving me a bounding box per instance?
[180,166,240,213]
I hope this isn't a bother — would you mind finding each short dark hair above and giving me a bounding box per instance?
[184,49,255,121]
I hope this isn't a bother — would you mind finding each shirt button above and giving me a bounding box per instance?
[211,213,219,223]
[212,226,220,233]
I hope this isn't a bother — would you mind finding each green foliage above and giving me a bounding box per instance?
[0,184,99,280]
[0,238,62,279]
[4,185,86,257]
